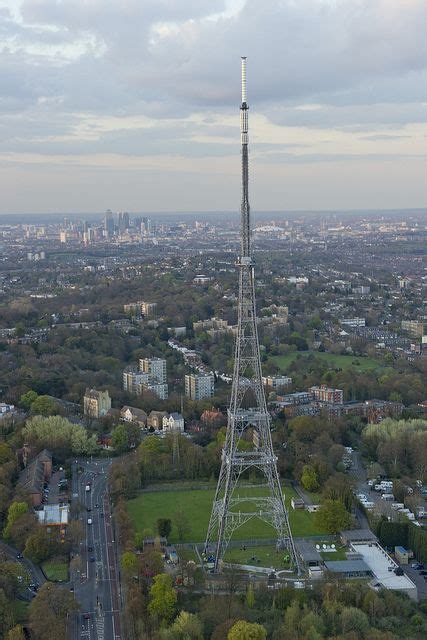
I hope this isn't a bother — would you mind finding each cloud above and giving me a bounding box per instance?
[2,1,427,211]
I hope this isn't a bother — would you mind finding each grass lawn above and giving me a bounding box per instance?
[271,351,381,373]
[42,557,69,582]
[224,544,292,569]
[127,485,326,544]
[320,547,347,561]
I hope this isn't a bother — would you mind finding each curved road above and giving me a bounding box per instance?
[0,540,46,589]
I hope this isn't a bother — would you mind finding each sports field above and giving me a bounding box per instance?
[270,351,381,373]
[127,485,326,543]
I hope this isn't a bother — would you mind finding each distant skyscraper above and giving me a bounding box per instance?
[118,212,130,233]
[142,217,152,236]
[104,210,114,237]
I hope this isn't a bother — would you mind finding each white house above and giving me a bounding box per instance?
[162,412,184,433]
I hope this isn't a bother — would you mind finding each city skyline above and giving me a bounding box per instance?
[2,0,427,213]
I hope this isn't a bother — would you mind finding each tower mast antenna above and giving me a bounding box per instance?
[204,57,299,574]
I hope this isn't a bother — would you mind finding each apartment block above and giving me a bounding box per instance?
[139,357,167,383]
[309,384,344,405]
[185,373,214,401]
[262,375,292,389]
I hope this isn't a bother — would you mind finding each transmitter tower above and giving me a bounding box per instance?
[204,58,299,573]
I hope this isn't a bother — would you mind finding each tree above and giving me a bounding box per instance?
[246,582,255,609]
[19,390,38,411]
[66,520,84,546]
[29,583,79,640]
[315,499,352,534]
[341,606,370,635]
[30,396,58,416]
[23,415,98,459]
[148,573,177,623]
[157,518,172,539]
[322,474,355,511]
[121,551,139,578]
[6,625,26,640]
[301,464,319,492]
[162,611,204,640]
[112,424,129,453]
[0,588,15,637]
[24,527,54,564]
[0,442,14,465]
[3,502,28,539]
[227,620,267,640]
[174,509,191,542]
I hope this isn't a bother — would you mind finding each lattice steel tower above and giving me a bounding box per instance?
[204,58,299,573]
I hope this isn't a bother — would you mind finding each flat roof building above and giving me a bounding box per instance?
[185,373,214,401]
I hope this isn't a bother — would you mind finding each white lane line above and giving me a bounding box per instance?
[102,494,116,640]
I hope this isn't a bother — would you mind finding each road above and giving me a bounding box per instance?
[0,540,46,599]
[70,459,122,640]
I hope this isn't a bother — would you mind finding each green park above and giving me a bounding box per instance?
[127,484,326,545]
[270,351,381,373]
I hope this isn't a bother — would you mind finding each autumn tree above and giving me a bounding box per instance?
[227,620,267,640]
[315,499,352,534]
[24,526,56,564]
[3,502,28,539]
[148,573,177,623]
[29,583,79,640]
[6,625,26,640]
[161,611,204,640]
[301,464,320,492]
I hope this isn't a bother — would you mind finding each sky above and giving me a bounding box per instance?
[1,0,427,214]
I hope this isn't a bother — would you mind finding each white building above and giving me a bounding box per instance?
[0,403,15,414]
[162,412,184,433]
[139,357,167,383]
[262,376,292,390]
[185,373,214,401]
[138,382,168,400]
[340,317,366,328]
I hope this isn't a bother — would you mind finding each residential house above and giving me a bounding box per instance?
[162,412,184,433]
[121,406,147,428]
[17,448,52,506]
[83,388,111,418]
[147,410,168,430]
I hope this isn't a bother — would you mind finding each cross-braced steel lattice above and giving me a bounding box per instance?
[204,58,299,574]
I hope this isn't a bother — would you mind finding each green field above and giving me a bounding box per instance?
[42,557,69,582]
[127,485,326,543]
[271,351,381,373]
[224,544,291,569]
[320,547,347,561]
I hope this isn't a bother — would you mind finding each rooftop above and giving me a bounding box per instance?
[352,543,417,592]
[324,559,371,574]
